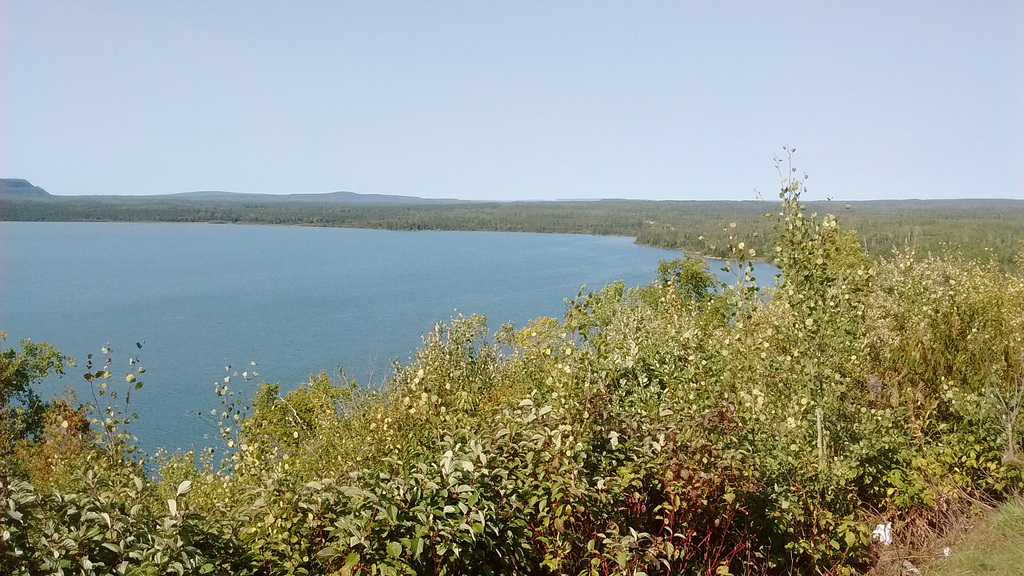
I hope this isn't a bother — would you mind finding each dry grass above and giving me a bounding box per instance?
[921,494,1024,576]
[861,492,1024,576]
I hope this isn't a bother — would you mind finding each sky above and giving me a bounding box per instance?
[2,1,1022,201]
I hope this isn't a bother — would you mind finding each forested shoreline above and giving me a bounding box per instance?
[2,174,1024,574]
[3,193,1022,267]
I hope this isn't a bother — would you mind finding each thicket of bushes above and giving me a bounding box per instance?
[2,166,1023,575]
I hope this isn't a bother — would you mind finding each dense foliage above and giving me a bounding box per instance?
[2,165,1023,574]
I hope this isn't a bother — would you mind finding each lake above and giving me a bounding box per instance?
[0,222,778,453]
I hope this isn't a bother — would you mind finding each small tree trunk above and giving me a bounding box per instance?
[816,407,826,472]
[1007,419,1016,461]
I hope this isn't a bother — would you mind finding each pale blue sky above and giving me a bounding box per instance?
[2,1,1021,201]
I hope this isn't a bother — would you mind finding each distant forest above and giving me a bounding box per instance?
[3,188,1022,266]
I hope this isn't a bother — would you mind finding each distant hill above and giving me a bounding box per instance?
[153,190,469,206]
[0,179,51,199]
[0,183,467,206]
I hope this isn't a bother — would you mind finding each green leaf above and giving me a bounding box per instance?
[176,480,193,497]
[387,541,402,558]
[315,546,337,560]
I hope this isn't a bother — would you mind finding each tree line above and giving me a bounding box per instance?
[4,195,1023,266]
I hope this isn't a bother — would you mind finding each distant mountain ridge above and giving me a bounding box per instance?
[163,190,468,205]
[0,179,51,198]
[0,179,468,206]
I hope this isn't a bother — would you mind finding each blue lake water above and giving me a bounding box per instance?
[1,222,778,453]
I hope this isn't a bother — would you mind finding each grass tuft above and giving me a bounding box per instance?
[924,495,1024,576]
